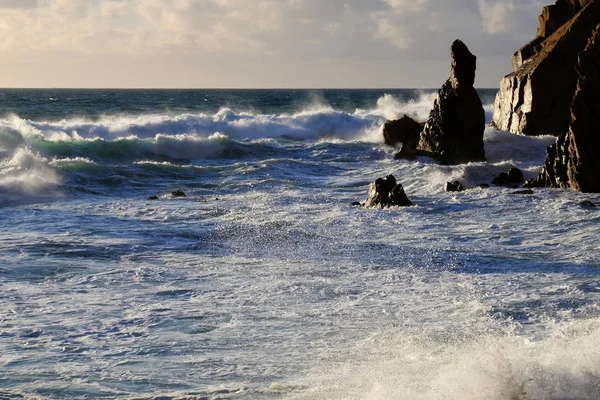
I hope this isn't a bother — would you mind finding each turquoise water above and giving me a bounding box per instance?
[1,89,599,399]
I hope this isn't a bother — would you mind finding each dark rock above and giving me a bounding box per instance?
[147,195,159,200]
[493,1,600,135]
[507,168,525,184]
[383,115,424,148]
[394,143,417,161]
[444,181,465,192]
[171,190,187,197]
[363,175,413,208]
[493,168,525,185]
[580,200,597,207]
[476,183,490,189]
[417,40,486,165]
[493,172,509,185]
[513,189,535,195]
[529,23,600,192]
[351,201,363,207]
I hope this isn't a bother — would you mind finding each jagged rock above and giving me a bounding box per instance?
[444,181,465,192]
[417,40,486,165]
[493,0,600,136]
[172,190,187,197]
[363,175,413,208]
[383,116,424,147]
[529,23,600,192]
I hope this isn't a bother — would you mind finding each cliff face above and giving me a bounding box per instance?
[416,40,485,165]
[529,24,600,192]
[492,0,600,136]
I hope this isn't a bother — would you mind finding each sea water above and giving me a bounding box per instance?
[0,89,599,400]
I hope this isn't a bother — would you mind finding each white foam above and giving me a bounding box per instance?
[295,318,600,400]
[152,132,229,160]
[0,147,61,199]
[0,93,442,146]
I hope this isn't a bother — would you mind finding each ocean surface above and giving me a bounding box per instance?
[1,89,599,400]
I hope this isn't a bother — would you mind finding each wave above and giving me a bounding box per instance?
[1,93,539,199]
[296,317,600,400]
[1,92,441,143]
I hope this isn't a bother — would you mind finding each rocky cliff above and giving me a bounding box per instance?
[492,0,600,136]
[528,23,600,192]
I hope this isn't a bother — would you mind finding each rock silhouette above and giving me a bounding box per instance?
[417,40,485,165]
[528,23,600,192]
[363,175,413,208]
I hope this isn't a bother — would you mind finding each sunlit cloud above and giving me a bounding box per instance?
[0,0,546,87]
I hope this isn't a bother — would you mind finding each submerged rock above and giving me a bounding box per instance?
[529,23,600,192]
[363,175,413,208]
[512,189,535,195]
[148,195,159,200]
[417,40,486,165]
[171,190,187,197]
[492,0,600,136]
[444,181,465,192]
[580,200,597,207]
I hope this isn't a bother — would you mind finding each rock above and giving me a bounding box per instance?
[580,200,597,207]
[417,40,486,165]
[507,168,525,184]
[172,190,187,197]
[394,143,417,161]
[351,201,363,207]
[529,23,600,192]
[493,168,525,185]
[363,175,413,208]
[383,116,424,148]
[512,189,535,195]
[147,195,159,200]
[476,183,490,189]
[493,0,600,136]
[444,181,465,192]
[493,172,509,185]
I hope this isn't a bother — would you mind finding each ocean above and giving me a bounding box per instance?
[1,89,599,400]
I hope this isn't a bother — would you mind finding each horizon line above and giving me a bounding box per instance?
[0,87,501,90]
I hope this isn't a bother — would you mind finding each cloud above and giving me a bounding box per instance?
[0,0,547,87]
[374,18,413,49]
[478,0,515,34]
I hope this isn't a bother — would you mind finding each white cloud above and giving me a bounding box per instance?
[0,0,547,87]
[374,18,413,49]
[383,0,431,13]
[478,0,515,34]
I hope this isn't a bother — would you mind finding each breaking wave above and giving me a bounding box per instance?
[1,92,550,199]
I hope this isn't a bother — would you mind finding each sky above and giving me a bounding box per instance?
[0,0,547,88]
